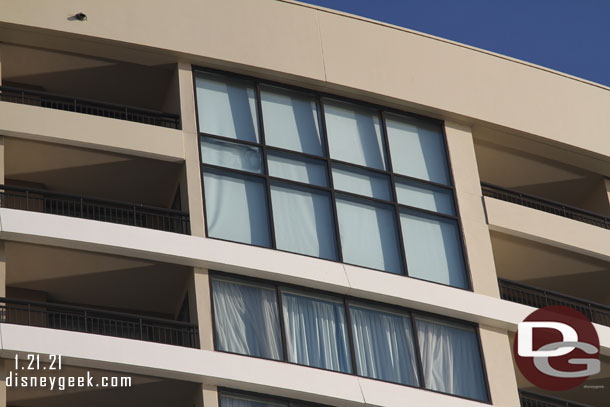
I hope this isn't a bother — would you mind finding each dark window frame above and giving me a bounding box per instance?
[209,271,492,404]
[193,66,473,291]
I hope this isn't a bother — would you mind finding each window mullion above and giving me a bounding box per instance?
[318,97,344,263]
[380,111,409,277]
[410,313,427,390]
[255,82,277,249]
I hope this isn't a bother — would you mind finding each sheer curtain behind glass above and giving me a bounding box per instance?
[195,73,259,143]
[203,170,271,247]
[350,304,420,386]
[282,291,352,373]
[270,183,337,260]
[212,278,283,360]
[416,317,488,401]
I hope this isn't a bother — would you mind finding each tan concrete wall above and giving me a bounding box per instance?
[445,122,499,297]
[478,326,520,407]
[188,268,214,351]
[0,0,608,161]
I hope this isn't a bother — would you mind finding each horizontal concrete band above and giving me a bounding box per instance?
[0,323,489,407]
[1,208,609,355]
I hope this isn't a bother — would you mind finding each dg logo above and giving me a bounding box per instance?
[514,305,600,391]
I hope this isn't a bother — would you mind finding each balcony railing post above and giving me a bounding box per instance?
[84,311,88,332]
[27,303,31,325]
[25,190,29,210]
[133,206,137,226]
[80,197,84,217]
[139,318,143,339]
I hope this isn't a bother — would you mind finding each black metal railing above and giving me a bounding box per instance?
[0,86,180,129]
[0,184,190,234]
[0,297,199,348]
[499,278,610,327]
[520,390,592,407]
[481,182,610,230]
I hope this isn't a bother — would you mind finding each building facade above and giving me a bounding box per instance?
[0,1,609,406]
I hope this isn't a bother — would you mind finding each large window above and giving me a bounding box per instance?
[211,274,490,402]
[219,389,327,407]
[196,68,469,290]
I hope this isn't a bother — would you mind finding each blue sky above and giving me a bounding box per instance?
[300,0,610,87]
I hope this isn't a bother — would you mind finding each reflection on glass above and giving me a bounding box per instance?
[332,164,392,201]
[201,137,263,174]
[386,113,449,184]
[324,99,387,170]
[196,72,259,142]
[395,178,455,215]
[267,151,328,187]
[261,85,324,156]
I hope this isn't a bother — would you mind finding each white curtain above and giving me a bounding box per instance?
[332,164,392,201]
[400,211,467,288]
[260,85,324,156]
[282,291,352,373]
[336,196,402,274]
[195,72,259,142]
[220,393,286,407]
[416,317,488,401]
[203,170,271,247]
[350,304,420,386]
[267,152,328,187]
[386,113,449,185]
[395,179,455,216]
[201,138,263,174]
[270,184,337,260]
[212,278,282,360]
[324,99,387,170]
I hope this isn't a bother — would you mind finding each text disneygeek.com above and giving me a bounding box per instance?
[8,354,132,391]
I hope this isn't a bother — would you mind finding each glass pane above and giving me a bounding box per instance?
[271,183,338,260]
[386,113,450,185]
[400,210,467,288]
[396,178,455,215]
[324,99,387,170]
[220,394,286,407]
[416,317,488,401]
[336,196,402,274]
[212,278,283,360]
[195,72,259,142]
[350,304,420,386]
[203,170,271,247]
[267,151,328,187]
[282,291,352,373]
[332,164,392,201]
[201,137,263,174]
[261,85,324,156]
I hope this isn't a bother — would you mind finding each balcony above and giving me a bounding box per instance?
[482,183,610,230]
[499,278,610,327]
[0,85,180,129]
[0,297,199,348]
[0,184,190,234]
[520,391,593,407]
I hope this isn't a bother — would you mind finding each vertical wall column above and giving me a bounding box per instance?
[177,60,206,238]
[445,122,520,407]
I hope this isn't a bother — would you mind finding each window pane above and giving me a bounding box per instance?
[416,317,488,401]
[386,113,450,185]
[324,99,387,170]
[220,394,286,407]
[400,210,467,288]
[271,183,338,260]
[201,137,263,174]
[332,164,392,201]
[267,151,328,187]
[261,85,324,156]
[195,72,259,142]
[203,170,271,247]
[350,304,420,386]
[336,196,402,274]
[282,291,352,373]
[395,178,455,215]
[212,278,282,360]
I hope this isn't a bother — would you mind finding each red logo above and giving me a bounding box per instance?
[513,306,600,391]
